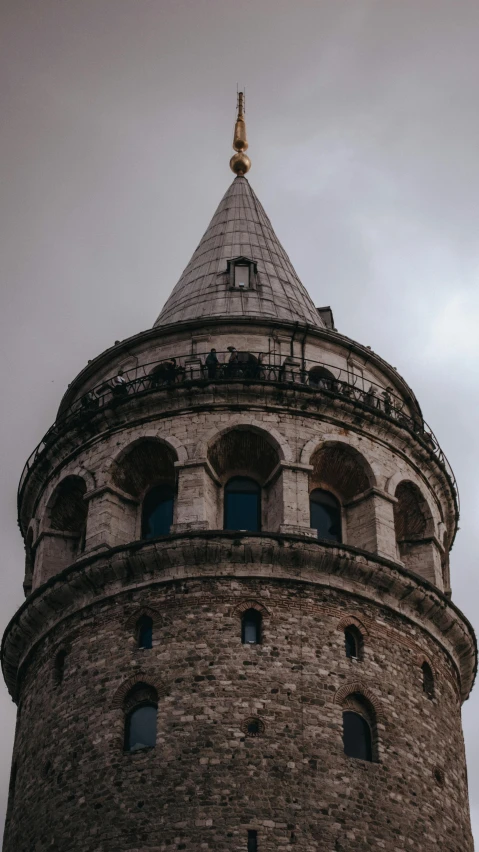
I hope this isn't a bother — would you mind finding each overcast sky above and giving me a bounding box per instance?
[1,0,479,841]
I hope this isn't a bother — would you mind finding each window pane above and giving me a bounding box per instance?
[234,265,249,288]
[343,711,372,761]
[225,477,260,532]
[142,485,174,538]
[138,617,153,650]
[345,629,357,659]
[310,489,341,542]
[126,705,157,751]
[242,609,261,644]
[248,830,258,852]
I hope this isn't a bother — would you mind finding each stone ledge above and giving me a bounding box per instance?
[2,532,475,704]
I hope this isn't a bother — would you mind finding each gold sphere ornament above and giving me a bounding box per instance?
[230,151,251,176]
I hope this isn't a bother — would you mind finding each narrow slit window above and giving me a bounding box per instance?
[345,628,357,659]
[342,711,372,762]
[247,830,258,852]
[242,609,262,645]
[137,615,153,650]
[422,662,435,699]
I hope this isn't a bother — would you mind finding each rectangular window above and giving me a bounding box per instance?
[248,830,258,852]
[235,265,250,289]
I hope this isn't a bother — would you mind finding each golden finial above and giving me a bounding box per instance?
[230,91,251,176]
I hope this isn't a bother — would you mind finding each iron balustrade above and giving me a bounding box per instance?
[18,351,459,515]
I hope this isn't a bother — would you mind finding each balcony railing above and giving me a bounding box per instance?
[18,351,459,514]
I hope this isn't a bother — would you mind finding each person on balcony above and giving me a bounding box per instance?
[81,390,99,412]
[111,369,128,396]
[227,346,240,378]
[205,348,219,379]
[163,358,177,384]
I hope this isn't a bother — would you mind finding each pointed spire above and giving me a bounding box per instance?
[230,91,251,177]
[154,176,324,329]
[154,95,324,329]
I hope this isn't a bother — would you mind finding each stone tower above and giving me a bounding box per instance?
[2,97,476,852]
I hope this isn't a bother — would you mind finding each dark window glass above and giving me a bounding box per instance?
[224,477,261,532]
[345,628,358,659]
[242,609,262,645]
[247,719,260,735]
[125,704,157,752]
[248,830,258,852]
[343,711,372,761]
[310,488,342,542]
[422,662,435,699]
[138,616,153,650]
[141,485,174,539]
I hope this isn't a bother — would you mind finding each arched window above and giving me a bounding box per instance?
[125,705,157,752]
[343,711,372,761]
[137,615,153,650]
[124,683,158,752]
[310,489,342,542]
[242,608,262,645]
[141,484,174,539]
[422,662,435,699]
[344,626,362,660]
[224,477,261,532]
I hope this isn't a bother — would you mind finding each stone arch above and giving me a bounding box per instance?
[72,466,96,494]
[393,480,435,540]
[197,416,292,464]
[334,682,385,723]
[110,437,179,498]
[309,440,376,498]
[46,475,88,534]
[393,479,440,586]
[112,673,169,710]
[124,607,166,632]
[107,437,178,541]
[205,424,287,534]
[208,427,280,485]
[34,475,89,588]
[307,440,376,550]
[231,600,271,618]
[336,615,369,637]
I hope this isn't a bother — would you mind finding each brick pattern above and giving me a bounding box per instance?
[3,579,473,851]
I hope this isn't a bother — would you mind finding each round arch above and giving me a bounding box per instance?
[197,416,292,464]
[300,437,377,486]
[108,437,179,499]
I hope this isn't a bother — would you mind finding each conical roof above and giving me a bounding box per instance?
[154,176,323,328]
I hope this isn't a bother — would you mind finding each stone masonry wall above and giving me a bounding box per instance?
[3,574,472,852]
[28,400,447,593]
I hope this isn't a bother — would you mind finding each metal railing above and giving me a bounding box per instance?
[18,351,459,514]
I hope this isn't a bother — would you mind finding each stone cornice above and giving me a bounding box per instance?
[2,532,475,703]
